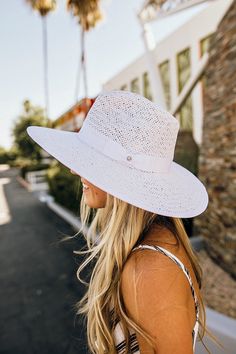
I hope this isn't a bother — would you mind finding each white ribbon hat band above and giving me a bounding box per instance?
[78,125,172,173]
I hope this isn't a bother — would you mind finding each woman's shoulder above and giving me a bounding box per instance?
[121,227,181,278]
[121,242,185,295]
[122,243,178,275]
[120,242,190,322]
[120,225,193,301]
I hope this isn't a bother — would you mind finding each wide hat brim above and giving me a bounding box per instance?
[27,126,208,218]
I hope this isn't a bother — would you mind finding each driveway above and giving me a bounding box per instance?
[0,166,88,354]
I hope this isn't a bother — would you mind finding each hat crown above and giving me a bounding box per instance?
[81,91,179,161]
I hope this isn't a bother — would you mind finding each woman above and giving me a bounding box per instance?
[27,90,220,354]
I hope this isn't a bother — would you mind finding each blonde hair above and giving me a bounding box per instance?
[66,192,224,354]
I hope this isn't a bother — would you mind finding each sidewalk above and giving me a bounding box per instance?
[0,166,88,354]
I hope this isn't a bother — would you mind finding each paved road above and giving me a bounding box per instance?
[0,167,89,354]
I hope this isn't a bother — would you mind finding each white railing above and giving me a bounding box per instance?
[26,170,49,192]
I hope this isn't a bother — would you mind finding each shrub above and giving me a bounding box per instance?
[174,131,199,176]
[0,147,9,164]
[46,162,82,215]
[19,160,50,179]
[0,147,17,164]
[174,131,199,236]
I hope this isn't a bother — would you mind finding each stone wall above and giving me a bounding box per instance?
[194,0,236,278]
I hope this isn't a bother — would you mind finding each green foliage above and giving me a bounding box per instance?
[174,131,199,176]
[0,146,18,164]
[0,146,9,164]
[20,161,50,179]
[9,157,29,168]
[11,100,52,161]
[174,131,199,236]
[46,162,83,215]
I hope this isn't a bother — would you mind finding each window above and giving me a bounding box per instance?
[177,48,193,131]
[130,78,140,94]
[143,72,153,101]
[200,34,214,98]
[200,34,213,57]
[178,96,193,131]
[177,48,191,92]
[159,60,171,110]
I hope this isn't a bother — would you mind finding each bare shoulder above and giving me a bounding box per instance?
[122,242,180,277]
[120,230,198,354]
[121,245,185,298]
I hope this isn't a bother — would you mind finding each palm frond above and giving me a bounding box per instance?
[26,0,56,16]
[67,0,103,31]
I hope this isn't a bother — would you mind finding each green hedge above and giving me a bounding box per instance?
[173,131,199,236]
[20,162,50,179]
[46,162,83,215]
[0,151,9,164]
[174,131,199,176]
[0,148,17,164]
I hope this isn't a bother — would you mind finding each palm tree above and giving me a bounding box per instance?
[67,0,103,100]
[26,0,56,120]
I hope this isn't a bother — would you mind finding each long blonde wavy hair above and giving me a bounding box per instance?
[67,191,224,354]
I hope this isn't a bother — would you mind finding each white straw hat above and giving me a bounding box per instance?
[27,90,208,218]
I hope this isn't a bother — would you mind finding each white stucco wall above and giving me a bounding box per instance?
[103,0,233,146]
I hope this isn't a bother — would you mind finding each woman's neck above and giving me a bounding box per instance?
[142,224,178,246]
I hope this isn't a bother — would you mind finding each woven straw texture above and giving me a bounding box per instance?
[27,90,208,217]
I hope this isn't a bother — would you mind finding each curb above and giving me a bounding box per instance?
[46,198,83,232]
[40,193,89,234]
[206,306,236,339]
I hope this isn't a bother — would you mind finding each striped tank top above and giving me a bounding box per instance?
[110,244,200,353]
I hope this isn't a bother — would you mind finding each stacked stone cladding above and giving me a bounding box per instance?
[194,0,236,278]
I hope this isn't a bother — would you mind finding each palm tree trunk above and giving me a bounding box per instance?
[74,28,82,103]
[42,15,49,120]
[81,28,88,98]
[74,27,88,101]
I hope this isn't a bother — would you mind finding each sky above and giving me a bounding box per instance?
[0,0,209,149]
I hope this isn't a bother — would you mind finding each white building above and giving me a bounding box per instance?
[103,0,232,146]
